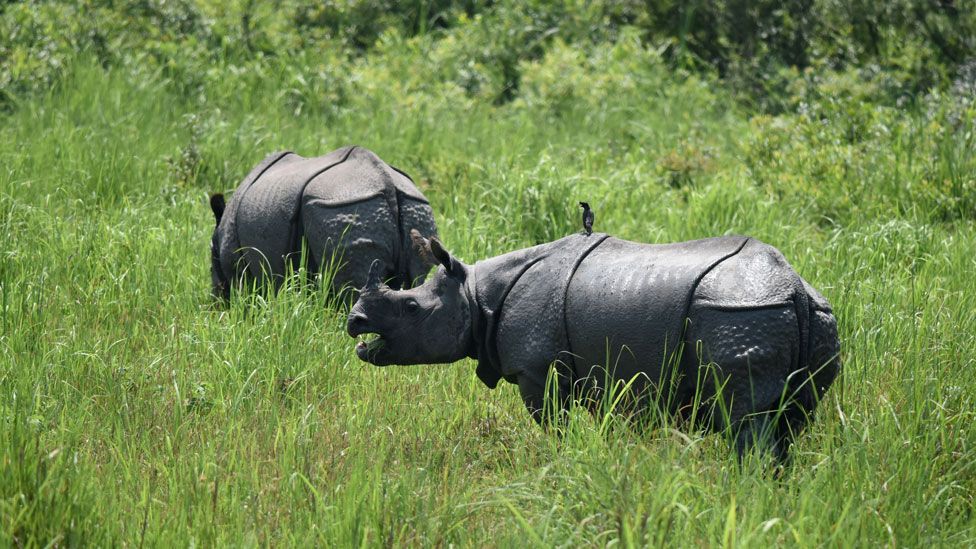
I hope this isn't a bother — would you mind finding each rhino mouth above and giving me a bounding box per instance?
[354,333,388,363]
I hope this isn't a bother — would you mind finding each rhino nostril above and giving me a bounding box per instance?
[348,312,368,325]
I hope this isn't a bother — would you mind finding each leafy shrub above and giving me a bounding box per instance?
[417,0,655,104]
[3,0,975,112]
[0,1,108,109]
[815,0,976,95]
[515,31,667,115]
[743,70,976,224]
[583,0,976,110]
[292,0,480,50]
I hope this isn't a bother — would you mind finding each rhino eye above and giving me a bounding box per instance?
[404,299,420,315]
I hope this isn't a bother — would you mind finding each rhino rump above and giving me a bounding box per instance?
[300,147,437,291]
[212,146,437,296]
[687,239,840,423]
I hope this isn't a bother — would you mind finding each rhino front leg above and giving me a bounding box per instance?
[733,411,790,463]
[517,370,572,429]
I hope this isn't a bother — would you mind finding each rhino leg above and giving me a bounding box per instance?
[517,370,573,429]
[518,375,549,426]
[733,411,784,462]
[758,293,841,461]
[687,302,804,458]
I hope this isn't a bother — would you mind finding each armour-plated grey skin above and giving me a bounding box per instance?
[347,233,841,461]
[209,146,438,300]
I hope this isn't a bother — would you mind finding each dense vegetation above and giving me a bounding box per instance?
[1,0,975,545]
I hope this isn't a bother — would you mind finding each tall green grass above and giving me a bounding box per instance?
[1,48,975,546]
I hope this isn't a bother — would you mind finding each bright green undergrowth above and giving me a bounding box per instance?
[1,20,976,547]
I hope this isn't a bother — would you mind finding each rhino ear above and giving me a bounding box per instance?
[429,237,465,278]
[409,228,436,266]
[364,259,383,293]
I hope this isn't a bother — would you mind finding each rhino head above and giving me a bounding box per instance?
[347,238,473,366]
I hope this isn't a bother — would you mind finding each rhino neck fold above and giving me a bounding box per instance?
[466,247,547,390]
[468,254,548,390]
[465,234,610,389]
[462,271,484,363]
[462,267,508,389]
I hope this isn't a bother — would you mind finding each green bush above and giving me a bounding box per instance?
[292,0,482,50]
[3,0,975,111]
[743,70,976,223]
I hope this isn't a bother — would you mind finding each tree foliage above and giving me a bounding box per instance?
[2,0,974,111]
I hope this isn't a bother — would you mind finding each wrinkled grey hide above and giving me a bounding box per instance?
[210,146,438,300]
[347,233,841,461]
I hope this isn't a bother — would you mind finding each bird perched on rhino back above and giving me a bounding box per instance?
[579,201,594,235]
[208,146,439,301]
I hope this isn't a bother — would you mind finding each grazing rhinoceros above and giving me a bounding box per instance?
[347,233,841,461]
[209,146,438,300]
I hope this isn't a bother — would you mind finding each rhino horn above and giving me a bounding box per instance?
[364,259,384,293]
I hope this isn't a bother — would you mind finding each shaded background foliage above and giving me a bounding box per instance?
[4,0,971,223]
[2,0,975,110]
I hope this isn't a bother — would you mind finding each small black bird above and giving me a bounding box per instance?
[579,201,594,235]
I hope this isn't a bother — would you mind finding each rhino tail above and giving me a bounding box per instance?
[208,193,231,301]
[210,193,226,225]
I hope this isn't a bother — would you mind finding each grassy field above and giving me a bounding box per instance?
[2,3,976,545]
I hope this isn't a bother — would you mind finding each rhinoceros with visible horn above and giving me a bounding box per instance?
[347,232,840,461]
[209,146,438,300]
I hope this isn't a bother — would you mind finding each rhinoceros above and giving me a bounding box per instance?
[347,233,841,460]
[209,146,438,300]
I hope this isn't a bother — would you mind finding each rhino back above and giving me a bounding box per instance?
[692,238,802,308]
[564,236,750,389]
[302,147,405,206]
[234,148,353,279]
[387,164,430,203]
